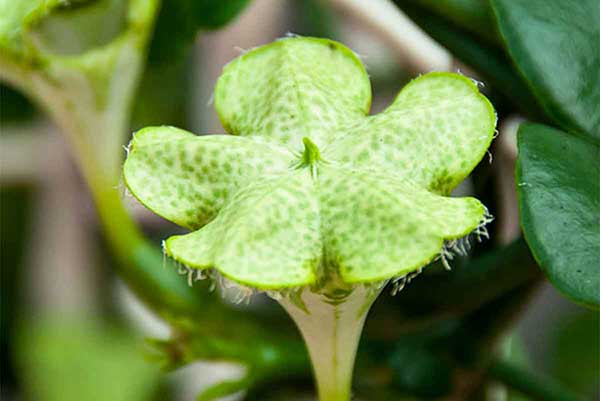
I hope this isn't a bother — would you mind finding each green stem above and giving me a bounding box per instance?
[489,359,587,401]
[279,286,382,401]
[89,171,203,316]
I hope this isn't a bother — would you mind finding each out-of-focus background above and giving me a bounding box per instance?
[1,1,598,400]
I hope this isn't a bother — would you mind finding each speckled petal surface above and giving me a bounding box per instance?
[166,171,321,288]
[123,37,496,289]
[325,72,495,194]
[214,37,371,150]
[123,126,291,229]
[319,166,485,282]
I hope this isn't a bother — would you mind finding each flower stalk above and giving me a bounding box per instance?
[279,285,383,401]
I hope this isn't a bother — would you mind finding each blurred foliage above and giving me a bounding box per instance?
[192,0,252,30]
[146,293,308,400]
[502,337,532,401]
[550,311,600,399]
[387,339,453,398]
[133,0,251,128]
[365,238,539,341]
[16,318,162,401]
[145,0,251,68]
[290,0,338,38]
[0,84,36,122]
[490,359,587,401]
[132,57,191,129]
[0,188,34,394]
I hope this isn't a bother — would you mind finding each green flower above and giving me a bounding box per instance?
[125,36,496,401]
[123,37,495,291]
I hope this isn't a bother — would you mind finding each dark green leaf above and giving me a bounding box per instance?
[137,0,251,125]
[146,0,196,65]
[404,0,500,45]
[132,56,190,128]
[147,0,251,65]
[517,123,600,308]
[192,0,251,29]
[491,0,600,140]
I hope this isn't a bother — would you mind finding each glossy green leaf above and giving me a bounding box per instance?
[124,37,496,289]
[492,0,600,139]
[517,123,600,308]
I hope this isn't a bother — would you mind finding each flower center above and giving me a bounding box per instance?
[300,137,321,166]
[296,137,323,178]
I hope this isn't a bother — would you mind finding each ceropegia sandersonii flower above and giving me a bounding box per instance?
[123,37,496,401]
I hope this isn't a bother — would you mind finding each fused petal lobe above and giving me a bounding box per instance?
[214,37,371,150]
[325,72,495,194]
[123,126,291,229]
[166,171,321,288]
[318,165,485,283]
